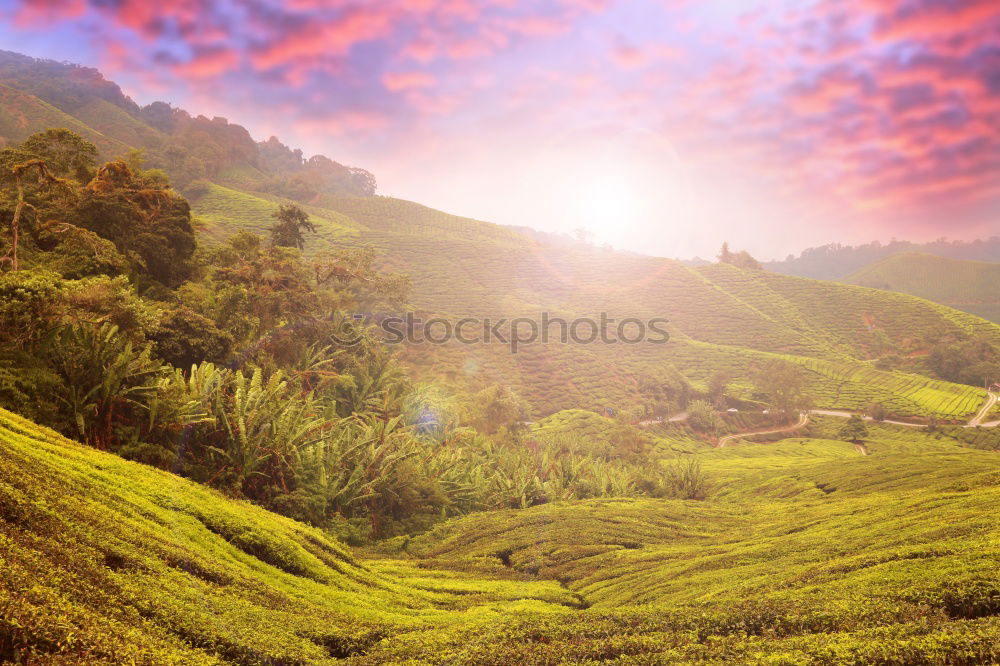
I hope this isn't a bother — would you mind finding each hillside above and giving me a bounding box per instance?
[169,183,999,420]
[6,407,1000,663]
[2,49,999,423]
[765,237,1000,280]
[0,83,131,155]
[845,252,1000,323]
[0,50,375,196]
[0,407,576,664]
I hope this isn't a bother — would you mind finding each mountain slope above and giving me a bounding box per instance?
[0,83,131,155]
[845,252,1000,323]
[2,50,999,421]
[181,189,998,419]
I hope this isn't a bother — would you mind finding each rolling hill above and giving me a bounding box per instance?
[845,252,1000,324]
[765,237,1000,280]
[6,406,1000,663]
[5,49,1000,665]
[164,183,998,421]
[2,50,999,422]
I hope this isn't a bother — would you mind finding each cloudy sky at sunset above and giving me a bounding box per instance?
[1,0,997,259]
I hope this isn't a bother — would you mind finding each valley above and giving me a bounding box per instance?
[1,47,1000,665]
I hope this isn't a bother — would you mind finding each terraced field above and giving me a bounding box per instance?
[788,356,986,419]
[0,408,574,664]
[186,191,1000,421]
[190,183,361,246]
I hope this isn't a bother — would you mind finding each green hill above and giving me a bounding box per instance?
[7,406,1000,663]
[258,194,997,420]
[0,407,575,664]
[0,83,131,156]
[845,252,1000,323]
[2,50,999,422]
[178,192,997,420]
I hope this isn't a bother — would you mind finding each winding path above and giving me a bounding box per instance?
[637,391,998,457]
[717,412,810,448]
[967,391,998,428]
[648,392,998,434]
[808,409,924,428]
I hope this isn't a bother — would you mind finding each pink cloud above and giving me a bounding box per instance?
[173,47,239,78]
[294,109,389,136]
[872,0,1000,43]
[13,0,84,26]
[612,44,645,69]
[382,70,436,91]
[401,37,438,63]
[252,7,397,70]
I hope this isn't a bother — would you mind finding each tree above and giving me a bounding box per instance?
[717,242,733,264]
[44,323,167,450]
[270,203,316,250]
[707,370,731,408]
[74,160,196,286]
[867,402,887,422]
[310,246,410,311]
[718,242,762,270]
[0,155,70,271]
[19,128,98,182]
[609,423,650,460]
[838,415,868,444]
[687,399,722,434]
[460,384,529,442]
[731,250,763,270]
[150,306,233,369]
[927,336,1000,387]
[751,359,809,418]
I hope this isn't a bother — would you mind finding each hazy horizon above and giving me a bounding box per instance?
[2,0,998,258]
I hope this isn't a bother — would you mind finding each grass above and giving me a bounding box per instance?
[386,419,1000,663]
[189,182,360,247]
[5,405,1000,663]
[533,408,705,454]
[0,407,573,664]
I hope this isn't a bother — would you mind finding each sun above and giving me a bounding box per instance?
[572,170,642,244]
[517,125,692,251]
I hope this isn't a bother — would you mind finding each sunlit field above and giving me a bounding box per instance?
[2,1,1000,663]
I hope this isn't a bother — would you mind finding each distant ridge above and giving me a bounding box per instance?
[764,237,1000,280]
[845,252,1000,323]
[0,49,376,198]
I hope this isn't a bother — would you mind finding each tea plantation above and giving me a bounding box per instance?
[5,406,1000,664]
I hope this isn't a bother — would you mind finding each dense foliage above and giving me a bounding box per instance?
[0,129,713,541]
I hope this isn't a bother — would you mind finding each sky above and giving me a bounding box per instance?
[0,0,998,260]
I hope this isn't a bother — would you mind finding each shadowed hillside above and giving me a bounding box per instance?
[845,252,1000,324]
